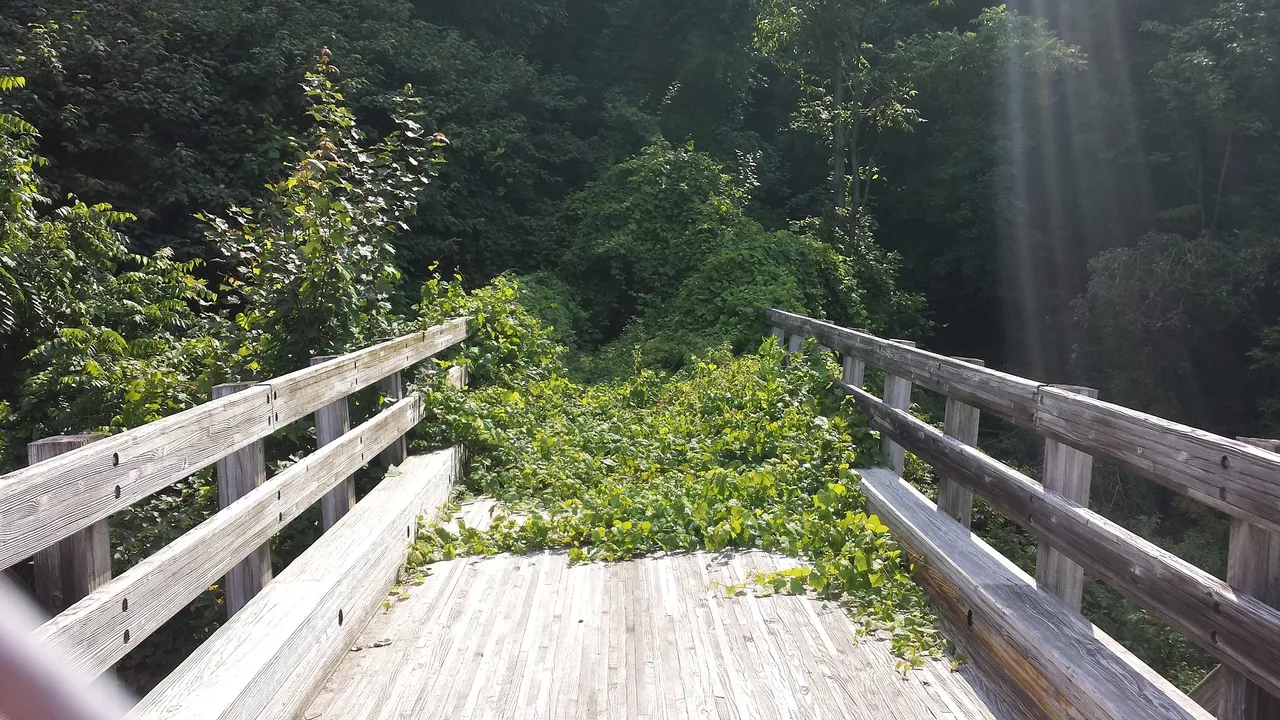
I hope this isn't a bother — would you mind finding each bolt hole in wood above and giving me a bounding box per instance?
[338,610,344,626]
[122,598,128,612]
[1221,454,1230,469]
[114,485,121,499]
[966,609,973,628]
[112,452,120,467]
[277,490,281,500]
[278,512,283,522]
[123,629,130,644]
[1213,601,1221,612]
[1210,630,1218,643]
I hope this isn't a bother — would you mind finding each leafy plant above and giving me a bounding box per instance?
[206,52,449,377]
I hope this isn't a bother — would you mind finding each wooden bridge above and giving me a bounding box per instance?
[1,310,1278,719]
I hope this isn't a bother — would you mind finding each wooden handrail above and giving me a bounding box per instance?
[32,367,461,676]
[0,318,468,568]
[861,468,1211,719]
[841,379,1280,698]
[766,308,1280,536]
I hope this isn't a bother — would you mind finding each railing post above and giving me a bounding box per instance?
[842,355,865,390]
[787,333,804,354]
[882,340,916,475]
[312,356,355,530]
[213,382,272,618]
[937,358,984,527]
[30,434,109,614]
[1220,437,1280,720]
[377,371,408,468]
[770,326,786,347]
[1034,384,1098,613]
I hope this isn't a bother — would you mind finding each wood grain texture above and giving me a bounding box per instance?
[129,448,458,720]
[861,467,1211,720]
[213,383,271,619]
[1035,385,1098,614]
[937,358,983,528]
[768,309,1280,535]
[304,548,1016,719]
[376,371,407,468]
[0,318,468,568]
[312,356,355,530]
[882,343,915,476]
[1190,666,1221,713]
[35,395,429,678]
[29,435,110,615]
[768,308,1041,425]
[842,353,866,390]
[842,381,1280,701]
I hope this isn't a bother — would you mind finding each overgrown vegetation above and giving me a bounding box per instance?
[411,285,947,667]
[2,0,1274,696]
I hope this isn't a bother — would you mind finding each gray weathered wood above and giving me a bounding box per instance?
[312,356,355,530]
[882,340,915,475]
[130,448,460,720]
[766,308,1280,538]
[1034,384,1098,614]
[305,547,1014,720]
[937,358,984,527]
[1219,436,1280,720]
[376,372,408,468]
[769,326,786,346]
[1190,666,1222,714]
[0,318,468,569]
[213,383,271,619]
[787,333,803,354]
[842,380,1280,699]
[767,308,1042,425]
[36,394,429,677]
[860,467,1211,720]
[842,354,865,390]
[29,436,110,614]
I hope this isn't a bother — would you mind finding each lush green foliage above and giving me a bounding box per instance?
[410,304,946,665]
[4,0,1279,697]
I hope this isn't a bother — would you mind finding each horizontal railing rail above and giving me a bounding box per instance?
[767,308,1280,718]
[766,309,1280,535]
[0,318,468,569]
[32,363,466,676]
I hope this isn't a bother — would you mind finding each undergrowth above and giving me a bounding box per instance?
[408,277,951,669]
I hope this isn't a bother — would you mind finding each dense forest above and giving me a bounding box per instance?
[3,0,1279,695]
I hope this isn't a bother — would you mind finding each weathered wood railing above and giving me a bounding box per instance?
[767,308,1280,720]
[0,318,469,713]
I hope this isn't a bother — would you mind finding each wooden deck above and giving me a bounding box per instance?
[305,505,1015,719]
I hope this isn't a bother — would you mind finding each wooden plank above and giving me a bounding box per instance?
[768,309,1280,536]
[937,358,983,527]
[129,448,458,720]
[35,395,428,678]
[844,381,1280,700]
[1035,387,1280,536]
[882,340,915,475]
[841,353,865,390]
[0,318,468,568]
[312,355,355,530]
[861,467,1211,720]
[1034,384,1098,614]
[213,383,271,619]
[770,326,786,346]
[1190,666,1222,714]
[767,308,1042,425]
[29,435,110,615]
[787,333,804,354]
[376,371,408,468]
